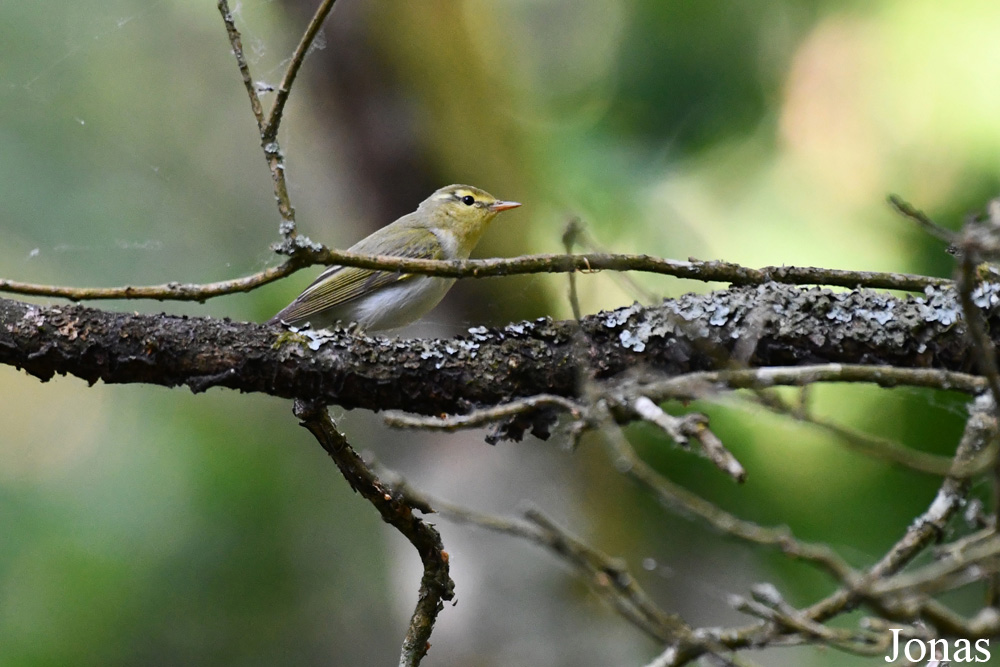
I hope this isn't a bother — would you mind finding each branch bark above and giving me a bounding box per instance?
[0,283,988,416]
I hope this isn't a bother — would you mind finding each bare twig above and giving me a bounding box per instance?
[809,394,995,618]
[263,0,338,144]
[643,647,764,667]
[218,0,339,242]
[384,476,694,647]
[888,194,956,244]
[293,401,453,667]
[383,394,585,432]
[0,252,952,303]
[729,591,883,655]
[628,396,746,482]
[689,420,747,483]
[562,219,585,320]
[217,0,297,238]
[571,223,662,304]
[596,407,858,583]
[706,393,998,662]
[0,257,311,302]
[938,198,1000,607]
[917,598,1000,637]
[868,533,1000,600]
[217,0,266,129]
[523,507,692,645]
[639,364,987,401]
[748,391,993,478]
[991,456,1000,608]
[628,396,701,445]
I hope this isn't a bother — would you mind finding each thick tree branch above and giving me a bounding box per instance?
[0,283,993,419]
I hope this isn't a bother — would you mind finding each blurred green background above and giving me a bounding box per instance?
[1,1,997,665]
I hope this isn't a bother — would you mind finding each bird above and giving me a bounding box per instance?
[269,184,521,331]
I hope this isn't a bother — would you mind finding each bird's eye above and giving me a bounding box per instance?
[461,195,475,206]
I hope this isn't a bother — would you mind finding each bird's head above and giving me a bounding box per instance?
[418,184,521,253]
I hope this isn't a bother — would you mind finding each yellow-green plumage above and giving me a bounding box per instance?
[269,184,520,331]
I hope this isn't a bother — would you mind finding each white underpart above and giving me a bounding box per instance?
[344,224,466,329]
[352,275,456,330]
[351,227,463,329]
[301,224,467,331]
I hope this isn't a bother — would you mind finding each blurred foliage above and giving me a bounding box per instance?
[2,0,1000,665]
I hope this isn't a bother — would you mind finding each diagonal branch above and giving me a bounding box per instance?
[217,0,266,129]
[597,412,858,584]
[218,0,338,242]
[263,0,339,143]
[389,479,694,647]
[293,401,453,667]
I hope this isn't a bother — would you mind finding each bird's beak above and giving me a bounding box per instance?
[490,200,522,212]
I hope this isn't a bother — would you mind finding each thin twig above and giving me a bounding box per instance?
[0,252,952,303]
[807,394,994,620]
[706,394,998,661]
[263,0,339,143]
[991,457,1000,608]
[747,391,993,478]
[639,364,987,400]
[293,401,453,667]
[217,0,266,129]
[643,647,763,667]
[219,0,329,240]
[868,533,1000,599]
[888,194,956,244]
[628,396,746,482]
[573,223,662,304]
[525,507,693,643]
[596,406,858,583]
[562,219,585,320]
[918,598,1000,637]
[729,594,882,654]
[950,204,1000,607]
[0,258,308,302]
[386,476,695,649]
[383,394,585,432]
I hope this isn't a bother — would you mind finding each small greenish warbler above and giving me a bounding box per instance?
[269,184,521,331]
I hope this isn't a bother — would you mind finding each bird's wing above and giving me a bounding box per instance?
[273,225,444,324]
